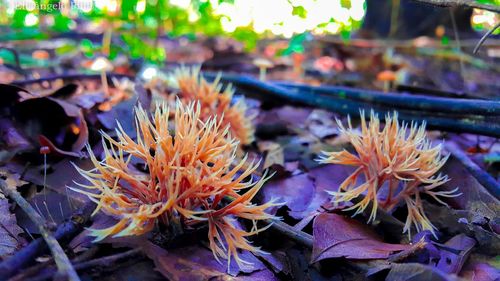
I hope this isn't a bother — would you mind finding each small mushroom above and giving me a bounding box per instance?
[32,50,50,60]
[377,70,396,93]
[291,52,305,78]
[435,25,445,38]
[90,57,114,98]
[314,56,344,73]
[253,58,273,81]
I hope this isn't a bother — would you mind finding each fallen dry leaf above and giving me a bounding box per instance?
[258,141,285,169]
[0,198,24,259]
[311,213,410,263]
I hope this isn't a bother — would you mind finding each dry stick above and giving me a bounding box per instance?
[11,73,134,87]
[267,218,314,249]
[9,247,101,281]
[28,248,143,281]
[445,142,500,199]
[0,201,95,280]
[412,0,500,13]
[473,22,500,54]
[209,74,500,137]
[449,8,465,82]
[0,179,80,281]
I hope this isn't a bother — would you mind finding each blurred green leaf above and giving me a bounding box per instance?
[52,14,72,32]
[340,0,352,9]
[292,6,307,18]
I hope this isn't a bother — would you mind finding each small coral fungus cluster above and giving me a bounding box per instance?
[318,111,460,237]
[167,67,255,146]
[73,101,278,268]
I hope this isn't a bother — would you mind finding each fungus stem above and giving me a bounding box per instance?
[101,71,109,98]
[259,67,266,81]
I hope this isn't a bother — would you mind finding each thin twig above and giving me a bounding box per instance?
[207,73,500,138]
[474,21,500,54]
[275,81,500,115]
[0,201,95,280]
[11,73,134,87]
[267,219,314,248]
[0,179,80,281]
[449,8,465,81]
[445,141,500,199]
[28,248,143,281]
[0,47,26,77]
[412,0,500,13]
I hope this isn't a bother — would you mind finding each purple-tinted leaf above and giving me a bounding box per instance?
[462,263,500,281]
[439,154,498,221]
[436,234,476,274]
[0,198,24,259]
[423,203,499,257]
[260,173,315,219]
[49,84,80,99]
[97,97,137,138]
[11,96,88,155]
[15,192,75,235]
[385,263,458,281]
[140,241,270,280]
[8,158,93,206]
[0,84,33,109]
[256,250,290,275]
[307,164,356,213]
[405,231,440,263]
[312,213,410,263]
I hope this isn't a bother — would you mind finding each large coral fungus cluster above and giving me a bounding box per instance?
[72,101,278,268]
[167,67,255,146]
[318,111,460,237]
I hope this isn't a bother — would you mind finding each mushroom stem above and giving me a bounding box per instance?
[259,67,267,81]
[383,81,390,93]
[102,24,112,56]
[101,71,109,98]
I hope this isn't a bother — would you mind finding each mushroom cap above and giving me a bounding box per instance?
[32,50,50,60]
[377,70,396,81]
[291,52,305,62]
[253,58,273,68]
[90,57,114,72]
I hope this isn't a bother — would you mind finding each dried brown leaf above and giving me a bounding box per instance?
[312,213,410,263]
[0,198,24,259]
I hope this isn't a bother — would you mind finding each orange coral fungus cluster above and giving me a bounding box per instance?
[318,111,460,237]
[167,67,255,146]
[73,101,278,268]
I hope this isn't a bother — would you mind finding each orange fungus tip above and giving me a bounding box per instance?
[169,67,256,146]
[70,124,80,135]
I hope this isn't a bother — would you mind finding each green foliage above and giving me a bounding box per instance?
[340,0,352,9]
[0,48,50,68]
[51,14,72,32]
[80,39,98,58]
[121,33,166,63]
[0,0,368,50]
[292,6,307,19]
[11,10,29,29]
[279,32,308,56]
[232,26,259,51]
[476,0,500,4]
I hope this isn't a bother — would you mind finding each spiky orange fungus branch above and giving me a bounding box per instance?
[72,101,279,268]
[317,111,460,237]
[168,67,255,146]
